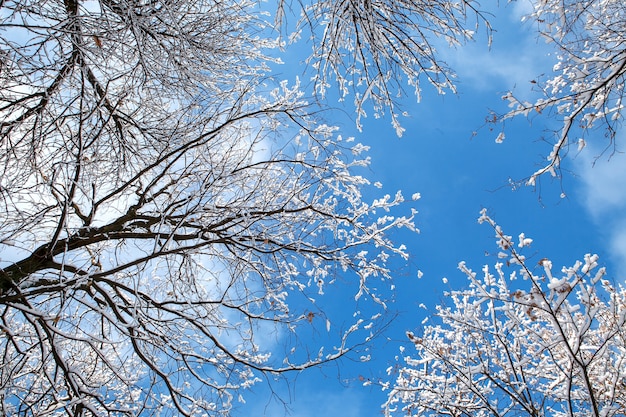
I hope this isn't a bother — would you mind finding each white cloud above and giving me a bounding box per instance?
[440,2,552,95]
[449,44,543,92]
[610,230,626,274]
[510,0,536,20]
[575,143,626,278]
[428,0,554,95]
[577,151,626,217]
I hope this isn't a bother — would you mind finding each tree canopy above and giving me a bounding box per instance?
[0,0,421,414]
[501,0,626,185]
[1,0,625,416]
[384,211,626,417]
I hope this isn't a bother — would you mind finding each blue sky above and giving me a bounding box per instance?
[241,2,626,415]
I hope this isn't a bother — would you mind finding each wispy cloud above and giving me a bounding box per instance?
[448,42,545,93]
[575,141,626,279]
[440,2,551,95]
[510,0,536,19]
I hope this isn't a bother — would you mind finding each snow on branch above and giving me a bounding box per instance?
[499,0,626,185]
[384,210,626,417]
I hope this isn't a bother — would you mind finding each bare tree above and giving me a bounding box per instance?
[500,0,626,185]
[276,0,491,135]
[0,0,426,415]
[384,210,626,417]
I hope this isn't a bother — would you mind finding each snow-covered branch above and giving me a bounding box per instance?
[384,210,626,417]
